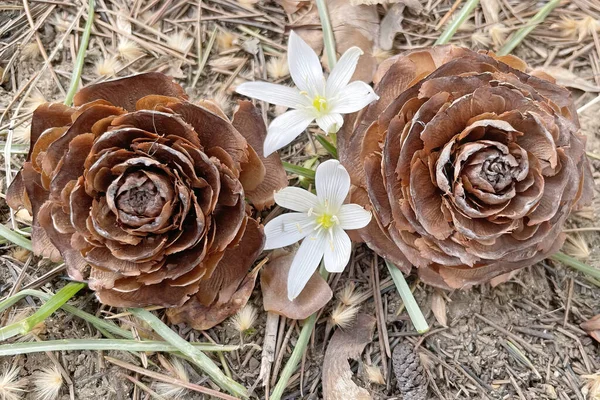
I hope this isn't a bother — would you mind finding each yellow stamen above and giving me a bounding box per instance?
[312,96,328,113]
[316,213,335,229]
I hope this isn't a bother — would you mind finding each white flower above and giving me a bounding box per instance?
[264,160,372,300]
[236,31,379,156]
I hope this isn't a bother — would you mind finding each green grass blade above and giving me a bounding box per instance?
[435,0,479,45]
[551,252,600,283]
[385,260,429,334]
[0,289,133,339]
[282,161,315,179]
[0,339,242,356]
[0,224,32,251]
[315,134,338,158]
[0,283,84,341]
[64,0,95,105]
[315,0,337,68]
[498,0,561,56]
[129,308,248,399]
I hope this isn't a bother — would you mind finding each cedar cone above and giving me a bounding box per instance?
[392,342,428,400]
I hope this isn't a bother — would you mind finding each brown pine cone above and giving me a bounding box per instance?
[392,342,428,400]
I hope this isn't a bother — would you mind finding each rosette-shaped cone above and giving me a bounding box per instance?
[339,46,594,289]
[7,73,287,329]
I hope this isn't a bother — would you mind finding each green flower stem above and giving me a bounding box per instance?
[0,283,84,341]
[270,267,329,400]
[385,260,429,334]
[0,289,133,339]
[0,224,32,251]
[129,308,248,399]
[315,0,337,69]
[64,0,95,106]
[435,0,479,45]
[551,252,600,283]
[315,134,338,158]
[0,339,241,357]
[282,161,316,180]
[498,0,561,56]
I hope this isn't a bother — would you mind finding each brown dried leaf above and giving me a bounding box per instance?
[260,251,332,320]
[323,314,376,400]
[274,0,310,14]
[532,67,600,92]
[291,0,379,82]
[379,1,423,51]
[581,314,600,343]
[430,290,447,327]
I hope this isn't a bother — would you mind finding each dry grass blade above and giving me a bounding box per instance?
[104,357,239,400]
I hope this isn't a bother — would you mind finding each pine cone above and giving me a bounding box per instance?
[392,342,428,400]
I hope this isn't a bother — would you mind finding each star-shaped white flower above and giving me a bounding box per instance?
[264,160,372,300]
[236,31,379,156]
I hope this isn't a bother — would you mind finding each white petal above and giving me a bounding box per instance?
[315,159,350,211]
[339,204,372,230]
[264,213,314,250]
[323,225,351,273]
[332,81,379,114]
[264,110,314,156]
[315,113,344,134]
[287,230,326,300]
[325,46,363,97]
[274,187,319,212]
[288,31,325,96]
[236,82,308,109]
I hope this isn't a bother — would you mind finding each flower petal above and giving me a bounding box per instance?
[288,31,325,95]
[323,225,351,273]
[264,212,314,250]
[316,113,344,134]
[287,230,326,300]
[275,187,319,212]
[264,110,314,156]
[325,46,363,97]
[236,82,308,109]
[316,159,350,211]
[338,204,372,230]
[332,81,379,114]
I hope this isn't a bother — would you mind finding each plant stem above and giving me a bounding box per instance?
[282,161,316,179]
[64,0,95,106]
[315,134,338,158]
[385,260,429,334]
[129,308,248,399]
[435,0,479,45]
[315,0,337,69]
[0,283,84,341]
[551,252,600,283]
[270,266,329,400]
[0,224,32,251]
[0,288,133,339]
[498,0,561,56]
[0,339,242,356]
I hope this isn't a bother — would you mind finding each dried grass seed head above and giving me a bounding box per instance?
[330,303,360,329]
[33,366,63,400]
[117,38,144,61]
[12,124,31,144]
[363,364,385,385]
[153,358,189,399]
[26,91,47,113]
[10,247,31,263]
[95,57,121,77]
[21,42,40,60]
[0,365,27,400]
[488,23,510,48]
[471,31,492,48]
[582,373,600,399]
[216,31,237,52]
[238,0,259,9]
[167,31,194,54]
[231,304,258,333]
[266,56,289,80]
[563,233,590,259]
[337,281,362,306]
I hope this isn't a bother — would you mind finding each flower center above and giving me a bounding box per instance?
[312,96,328,114]
[316,213,335,229]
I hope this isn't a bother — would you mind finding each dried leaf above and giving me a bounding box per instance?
[581,314,600,343]
[379,1,423,51]
[291,0,379,82]
[322,314,376,400]
[261,251,332,320]
[274,0,310,14]
[532,66,600,92]
[430,290,447,327]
